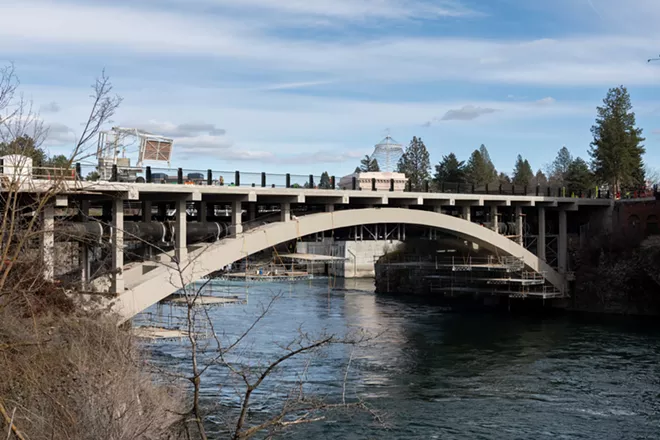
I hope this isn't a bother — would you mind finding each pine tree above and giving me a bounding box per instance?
[397,136,431,191]
[590,85,645,193]
[565,157,594,195]
[548,146,573,185]
[465,145,497,187]
[512,155,534,187]
[498,172,511,185]
[359,155,380,172]
[433,153,466,184]
[318,171,332,189]
[479,144,497,182]
[531,169,548,187]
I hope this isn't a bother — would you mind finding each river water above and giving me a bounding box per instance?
[141,278,660,439]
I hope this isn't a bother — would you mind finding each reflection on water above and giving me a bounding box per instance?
[141,278,660,439]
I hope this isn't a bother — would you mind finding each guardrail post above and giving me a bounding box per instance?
[75,163,82,181]
[423,180,429,192]
[524,185,527,195]
[285,173,291,188]
[535,185,539,196]
[331,175,336,189]
[471,183,475,194]
[390,178,394,192]
[352,176,357,190]
[547,187,551,197]
[498,184,502,195]
[579,189,583,198]
[309,174,314,188]
[146,166,152,183]
[0,158,3,175]
[261,172,266,188]
[371,177,376,191]
[111,164,118,182]
[207,169,212,185]
[512,184,515,195]
[607,190,610,199]
[485,183,489,194]
[177,168,183,184]
[588,189,592,198]
[406,179,412,192]
[235,170,240,186]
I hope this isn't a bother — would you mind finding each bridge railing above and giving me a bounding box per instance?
[59,163,660,200]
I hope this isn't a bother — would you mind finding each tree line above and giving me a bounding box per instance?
[348,86,647,195]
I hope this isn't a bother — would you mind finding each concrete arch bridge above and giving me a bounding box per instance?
[112,208,565,323]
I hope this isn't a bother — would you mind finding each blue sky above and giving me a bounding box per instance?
[2,0,660,177]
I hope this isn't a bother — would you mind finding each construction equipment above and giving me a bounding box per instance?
[96,127,174,182]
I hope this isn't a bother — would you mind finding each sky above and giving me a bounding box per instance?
[1,0,660,177]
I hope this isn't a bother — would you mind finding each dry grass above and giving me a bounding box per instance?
[0,298,186,440]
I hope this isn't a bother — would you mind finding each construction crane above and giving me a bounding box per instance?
[96,127,174,182]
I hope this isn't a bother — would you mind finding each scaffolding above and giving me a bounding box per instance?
[423,255,567,299]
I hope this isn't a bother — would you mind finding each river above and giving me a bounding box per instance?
[139,278,660,439]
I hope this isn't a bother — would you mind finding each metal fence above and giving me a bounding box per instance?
[6,160,659,200]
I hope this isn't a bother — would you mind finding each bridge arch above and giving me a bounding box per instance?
[113,208,564,322]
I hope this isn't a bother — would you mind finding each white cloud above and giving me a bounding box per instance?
[40,101,60,113]
[179,0,476,20]
[45,122,75,144]
[132,121,227,138]
[1,1,660,87]
[536,97,556,105]
[440,105,499,121]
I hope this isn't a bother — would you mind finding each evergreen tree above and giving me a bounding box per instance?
[433,153,466,184]
[531,169,548,187]
[548,146,573,185]
[359,155,380,172]
[0,135,48,166]
[318,171,332,189]
[565,157,594,195]
[512,155,534,187]
[85,171,100,181]
[589,85,645,193]
[397,136,431,191]
[479,144,497,181]
[465,145,497,186]
[497,172,511,185]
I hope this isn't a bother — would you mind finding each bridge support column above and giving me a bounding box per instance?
[325,204,335,213]
[231,200,243,236]
[515,206,523,245]
[42,204,55,282]
[175,199,188,263]
[281,202,291,222]
[461,205,471,222]
[538,207,546,261]
[558,209,567,274]
[491,205,498,232]
[248,202,256,222]
[111,198,124,294]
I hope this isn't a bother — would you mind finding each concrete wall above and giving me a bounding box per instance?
[297,239,404,278]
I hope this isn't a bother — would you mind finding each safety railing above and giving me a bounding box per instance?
[9,160,657,200]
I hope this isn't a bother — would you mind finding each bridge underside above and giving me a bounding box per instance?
[109,208,566,322]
